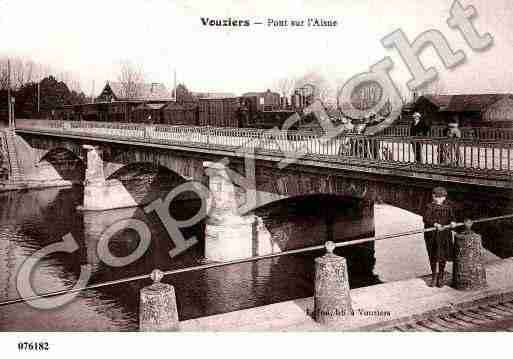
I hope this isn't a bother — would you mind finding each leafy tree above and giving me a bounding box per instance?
[0,76,87,119]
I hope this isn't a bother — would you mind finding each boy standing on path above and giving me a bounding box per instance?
[423,186,458,287]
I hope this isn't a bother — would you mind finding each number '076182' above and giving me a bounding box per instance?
[18,342,49,351]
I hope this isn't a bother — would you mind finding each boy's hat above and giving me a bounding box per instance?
[432,186,447,197]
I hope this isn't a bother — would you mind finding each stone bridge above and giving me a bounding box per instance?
[11,119,513,261]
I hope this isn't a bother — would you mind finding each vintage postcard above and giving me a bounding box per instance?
[0,0,512,357]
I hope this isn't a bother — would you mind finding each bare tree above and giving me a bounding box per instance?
[0,56,84,91]
[117,60,146,99]
[0,58,9,90]
[12,58,26,89]
[293,71,334,104]
[25,60,35,83]
[38,64,53,81]
[69,79,82,93]
[273,76,295,98]
[417,77,446,96]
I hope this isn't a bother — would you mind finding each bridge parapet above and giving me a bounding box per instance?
[15,119,513,183]
[382,124,513,141]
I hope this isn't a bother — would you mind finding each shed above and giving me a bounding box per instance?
[134,102,167,123]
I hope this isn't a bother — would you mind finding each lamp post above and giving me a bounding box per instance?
[10,97,15,132]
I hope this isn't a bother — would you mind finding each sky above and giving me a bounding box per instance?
[0,0,512,97]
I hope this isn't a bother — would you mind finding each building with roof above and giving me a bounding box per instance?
[95,82,174,103]
[413,94,513,127]
[191,91,237,99]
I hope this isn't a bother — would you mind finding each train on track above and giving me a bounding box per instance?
[53,85,320,130]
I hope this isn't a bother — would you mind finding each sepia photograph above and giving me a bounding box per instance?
[0,0,512,357]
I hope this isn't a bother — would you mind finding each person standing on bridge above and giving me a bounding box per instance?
[443,118,462,166]
[423,186,457,287]
[411,112,429,163]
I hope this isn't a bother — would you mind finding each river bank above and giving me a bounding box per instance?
[180,258,513,331]
[0,179,73,193]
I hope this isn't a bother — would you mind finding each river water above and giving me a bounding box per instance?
[0,185,496,331]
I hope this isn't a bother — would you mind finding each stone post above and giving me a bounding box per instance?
[314,241,352,325]
[139,269,179,331]
[203,161,255,261]
[452,219,487,290]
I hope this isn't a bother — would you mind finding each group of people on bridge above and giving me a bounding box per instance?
[411,111,462,165]
[335,111,463,165]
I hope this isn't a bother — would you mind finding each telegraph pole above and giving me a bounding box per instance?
[7,59,11,129]
[37,80,40,114]
[173,67,177,100]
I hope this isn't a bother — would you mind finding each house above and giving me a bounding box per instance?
[191,91,237,99]
[95,82,174,103]
[77,81,176,123]
[413,94,513,127]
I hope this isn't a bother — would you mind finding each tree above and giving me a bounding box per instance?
[274,77,295,98]
[32,76,86,116]
[0,55,88,119]
[293,71,334,105]
[272,71,336,105]
[175,83,195,103]
[416,77,446,97]
[0,56,83,93]
[117,60,146,99]
[0,58,11,90]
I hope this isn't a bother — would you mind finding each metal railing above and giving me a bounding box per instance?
[0,213,512,308]
[15,119,513,175]
[381,124,513,141]
[0,131,10,180]
[0,129,16,181]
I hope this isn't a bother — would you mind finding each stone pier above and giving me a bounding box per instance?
[81,145,137,211]
[203,161,279,262]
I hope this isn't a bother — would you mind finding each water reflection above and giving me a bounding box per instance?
[0,185,436,331]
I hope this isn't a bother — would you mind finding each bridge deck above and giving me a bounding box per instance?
[15,119,513,189]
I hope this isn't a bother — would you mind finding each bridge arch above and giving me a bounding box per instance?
[105,161,186,181]
[104,162,199,207]
[39,147,83,164]
[34,140,83,164]
[37,147,86,183]
[252,193,374,248]
[248,193,379,288]
[249,167,434,218]
[102,146,206,182]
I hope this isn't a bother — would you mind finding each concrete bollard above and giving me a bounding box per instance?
[314,241,352,325]
[452,220,487,290]
[139,269,179,331]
